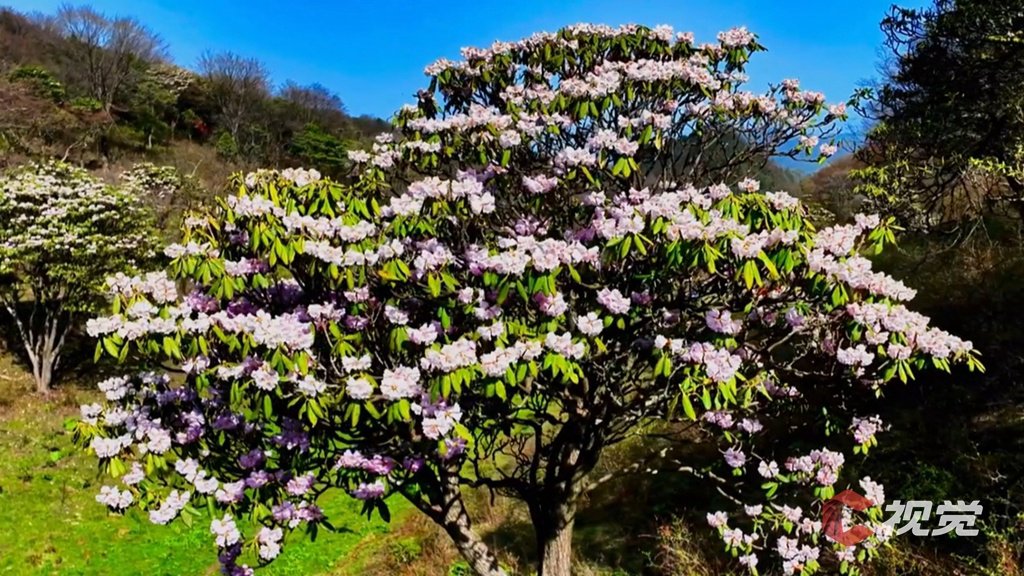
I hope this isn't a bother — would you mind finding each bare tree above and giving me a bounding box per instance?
[279,81,345,114]
[51,4,167,111]
[197,51,270,141]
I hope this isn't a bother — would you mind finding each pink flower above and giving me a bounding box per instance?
[353,480,386,500]
[703,410,734,429]
[380,366,421,399]
[836,344,874,367]
[596,288,631,315]
[706,309,741,334]
[850,415,885,444]
[523,174,559,194]
[707,511,728,529]
[859,476,885,505]
[737,178,760,193]
[718,26,755,48]
[576,312,603,336]
[723,447,747,468]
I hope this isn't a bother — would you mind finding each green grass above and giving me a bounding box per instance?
[0,354,409,576]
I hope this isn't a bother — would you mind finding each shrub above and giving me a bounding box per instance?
[215,131,239,158]
[68,96,103,113]
[119,162,207,236]
[8,65,66,102]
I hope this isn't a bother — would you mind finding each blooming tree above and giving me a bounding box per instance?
[119,162,206,238]
[77,25,981,576]
[0,161,154,392]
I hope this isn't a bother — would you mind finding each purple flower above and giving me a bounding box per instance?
[228,230,249,246]
[239,449,265,470]
[272,501,296,523]
[441,438,467,460]
[361,455,396,475]
[156,388,187,406]
[226,299,256,317]
[245,470,270,489]
[345,315,369,330]
[218,543,242,571]
[186,290,219,313]
[286,473,315,496]
[631,291,653,306]
[295,503,323,523]
[273,420,310,452]
[403,456,425,473]
[176,425,203,444]
[239,356,262,374]
[723,447,747,468]
[270,281,304,307]
[353,480,386,500]
[213,414,241,431]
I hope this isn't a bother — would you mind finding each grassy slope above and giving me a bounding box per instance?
[0,353,408,576]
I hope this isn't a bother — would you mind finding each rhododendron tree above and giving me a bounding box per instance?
[76,25,981,576]
[0,161,155,392]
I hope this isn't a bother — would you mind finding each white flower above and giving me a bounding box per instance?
[210,514,241,548]
[346,377,374,399]
[706,511,728,529]
[576,312,603,336]
[758,460,779,478]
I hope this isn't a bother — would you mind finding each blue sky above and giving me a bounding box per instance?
[7,0,922,121]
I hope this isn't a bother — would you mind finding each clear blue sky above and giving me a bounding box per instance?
[6,0,922,120]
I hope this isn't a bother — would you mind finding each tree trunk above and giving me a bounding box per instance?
[440,498,507,576]
[538,516,574,576]
[407,469,507,576]
[25,324,62,394]
[29,349,54,394]
[531,500,577,576]
[4,302,66,394]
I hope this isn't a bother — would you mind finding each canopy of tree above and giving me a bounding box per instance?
[857,0,1024,233]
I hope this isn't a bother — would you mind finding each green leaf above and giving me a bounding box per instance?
[102,337,120,359]
[681,394,697,420]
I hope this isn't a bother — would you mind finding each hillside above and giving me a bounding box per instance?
[0,5,390,188]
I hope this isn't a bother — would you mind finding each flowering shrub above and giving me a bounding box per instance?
[0,161,155,392]
[76,24,981,576]
[120,163,184,201]
[119,162,206,236]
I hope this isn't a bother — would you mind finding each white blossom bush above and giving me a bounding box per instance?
[76,24,982,576]
[119,162,205,235]
[0,161,155,392]
[120,163,183,201]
